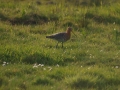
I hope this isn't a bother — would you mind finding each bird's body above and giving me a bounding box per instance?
[46,27,72,48]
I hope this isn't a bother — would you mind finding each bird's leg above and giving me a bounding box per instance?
[56,42,59,48]
[61,42,63,48]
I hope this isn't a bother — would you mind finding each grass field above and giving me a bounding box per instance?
[0,0,120,90]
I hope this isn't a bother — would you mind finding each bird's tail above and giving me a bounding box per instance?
[46,36,49,38]
[46,35,53,38]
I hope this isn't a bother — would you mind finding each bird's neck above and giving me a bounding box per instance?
[66,31,71,39]
[67,30,71,35]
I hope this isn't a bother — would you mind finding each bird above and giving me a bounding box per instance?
[46,27,76,48]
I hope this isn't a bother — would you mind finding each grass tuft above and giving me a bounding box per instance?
[22,52,55,65]
[32,77,52,85]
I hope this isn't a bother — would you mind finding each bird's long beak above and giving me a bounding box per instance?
[72,31,77,37]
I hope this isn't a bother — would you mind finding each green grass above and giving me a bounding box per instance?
[0,0,120,90]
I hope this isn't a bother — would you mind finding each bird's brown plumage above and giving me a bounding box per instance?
[46,27,72,48]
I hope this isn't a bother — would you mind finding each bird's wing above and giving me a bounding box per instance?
[46,32,66,41]
[53,33,65,38]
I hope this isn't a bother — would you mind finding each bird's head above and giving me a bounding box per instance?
[67,27,72,33]
[67,27,77,37]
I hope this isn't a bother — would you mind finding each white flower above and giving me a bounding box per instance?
[41,64,44,67]
[90,56,92,58]
[56,64,59,67]
[43,68,46,70]
[48,67,52,71]
[33,63,38,68]
[115,66,119,69]
[38,64,41,66]
[113,22,115,24]
[88,67,91,69]
[49,68,52,71]
[2,63,6,66]
[3,62,6,64]
[33,65,38,68]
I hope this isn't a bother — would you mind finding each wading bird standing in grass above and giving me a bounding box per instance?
[46,27,76,48]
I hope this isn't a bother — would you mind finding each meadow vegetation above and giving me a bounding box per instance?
[0,0,120,90]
